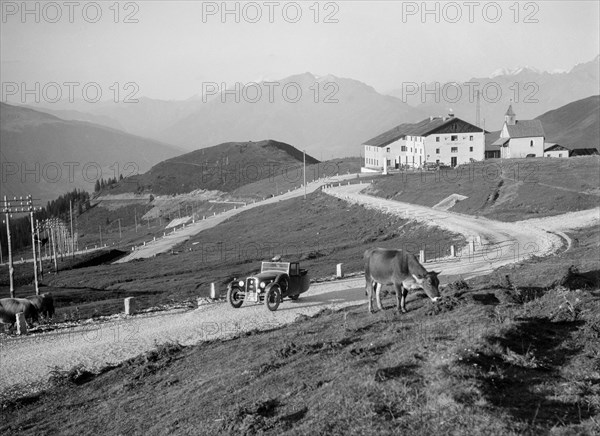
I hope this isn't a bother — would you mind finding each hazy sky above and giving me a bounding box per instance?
[1,0,599,100]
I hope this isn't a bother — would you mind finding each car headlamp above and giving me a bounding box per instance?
[260,282,266,289]
[238,280,244,287]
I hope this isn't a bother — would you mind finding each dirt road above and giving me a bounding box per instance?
[116,174,360,262]
[2,181,597,395]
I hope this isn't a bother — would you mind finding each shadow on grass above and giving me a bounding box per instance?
[463,317,594,427]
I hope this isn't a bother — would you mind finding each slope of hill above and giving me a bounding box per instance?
[389,55,600,131]
[0,103,183,202]
[157,73,425,158]
[536,95,600,150]
[105,139,319,195]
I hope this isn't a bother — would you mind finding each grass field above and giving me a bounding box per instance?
[0,190,463,320]
[368,157,600,221]
[2,226,598,435]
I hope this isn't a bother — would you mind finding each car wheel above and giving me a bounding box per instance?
[265,285,281,311]
[227,286,244,309]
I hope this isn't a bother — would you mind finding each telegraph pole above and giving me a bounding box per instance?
[303,150,307,200]
[99,225,103,247]
[70,200,74,257]
[2,196,42,296]
[36,220,43,279]
[3,196,14,297]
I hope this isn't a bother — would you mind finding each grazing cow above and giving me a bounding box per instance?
[0,298,39,327]
[27,293,55,318]
[364,248,441,313]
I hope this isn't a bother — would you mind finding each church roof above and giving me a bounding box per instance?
[506,119,545,138]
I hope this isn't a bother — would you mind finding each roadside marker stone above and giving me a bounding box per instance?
[336,263,344,278]
[124,297,135,315]
[16,312,27,335]
[210,283,218,300]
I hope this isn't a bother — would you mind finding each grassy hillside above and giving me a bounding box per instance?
[2,226,598,435]
[368,157,600,221]
[537,95,600,150]
[0,103,183,202]
[104,140,319,195]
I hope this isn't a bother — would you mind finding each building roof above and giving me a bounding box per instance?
[505,105,515,116]
[544,143,569,152]
[506,119,545,138]
[363,116,485,147]
[570,148,599,156]
[485,131,502,150]
[362,123,413,148]
[492,137,510,147]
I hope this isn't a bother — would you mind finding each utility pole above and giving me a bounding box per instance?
[134,209,138,233]
[70,200,74,257]
[36,220,43,279]
[27,196,39,294]
[2,196,14,297]
[49,220,58,274]
[303,150,307,200]
[118,218,122,240]
[99,225,103,247]
[2,195,41,296]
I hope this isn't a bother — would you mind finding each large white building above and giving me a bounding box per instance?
[363,115,485,170]
[491,105,545,158]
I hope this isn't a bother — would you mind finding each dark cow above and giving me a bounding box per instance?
[364,248,441,313]
[27,293,55,318]
[0,298,39,327]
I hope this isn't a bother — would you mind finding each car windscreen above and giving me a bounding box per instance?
[261,262,289,273]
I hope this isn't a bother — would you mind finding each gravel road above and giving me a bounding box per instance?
[116,174,360,262]
[2,181,597,394]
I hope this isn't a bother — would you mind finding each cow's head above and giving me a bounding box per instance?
[412,271,441,302]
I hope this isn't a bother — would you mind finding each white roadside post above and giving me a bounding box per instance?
[336,263,344,278]
[124,297,135,315]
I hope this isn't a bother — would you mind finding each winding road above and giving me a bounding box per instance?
[1,181,598,394]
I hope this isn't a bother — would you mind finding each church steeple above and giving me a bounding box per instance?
[505,104,516,126]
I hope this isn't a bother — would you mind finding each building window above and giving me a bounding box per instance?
[451,147,458,153]
[436,148,440,154]
[386,147,390,153]
[469,146,473,152]
[559,153,562,157]
[470,136,474,141]
[530,140,534,147]
[401,146,407,152]
[436,137,440,142]
[451,135,458,141]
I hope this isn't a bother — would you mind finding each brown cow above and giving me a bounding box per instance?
[27,293,55,318]
[0,298,39,327]
[364,248,441,313]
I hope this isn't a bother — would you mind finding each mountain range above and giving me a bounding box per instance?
[0,103,183,203]
[388,55,599,131]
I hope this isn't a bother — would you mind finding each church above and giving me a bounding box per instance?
[491,105,546,158]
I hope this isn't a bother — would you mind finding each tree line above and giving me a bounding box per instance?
[94,175,123,193]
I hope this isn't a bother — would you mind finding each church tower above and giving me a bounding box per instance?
[505,105,516,126]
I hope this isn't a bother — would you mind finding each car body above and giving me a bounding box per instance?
[227,261,310,311]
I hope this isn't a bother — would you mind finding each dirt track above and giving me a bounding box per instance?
[1,182,598,395]
[115,174,360,262]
